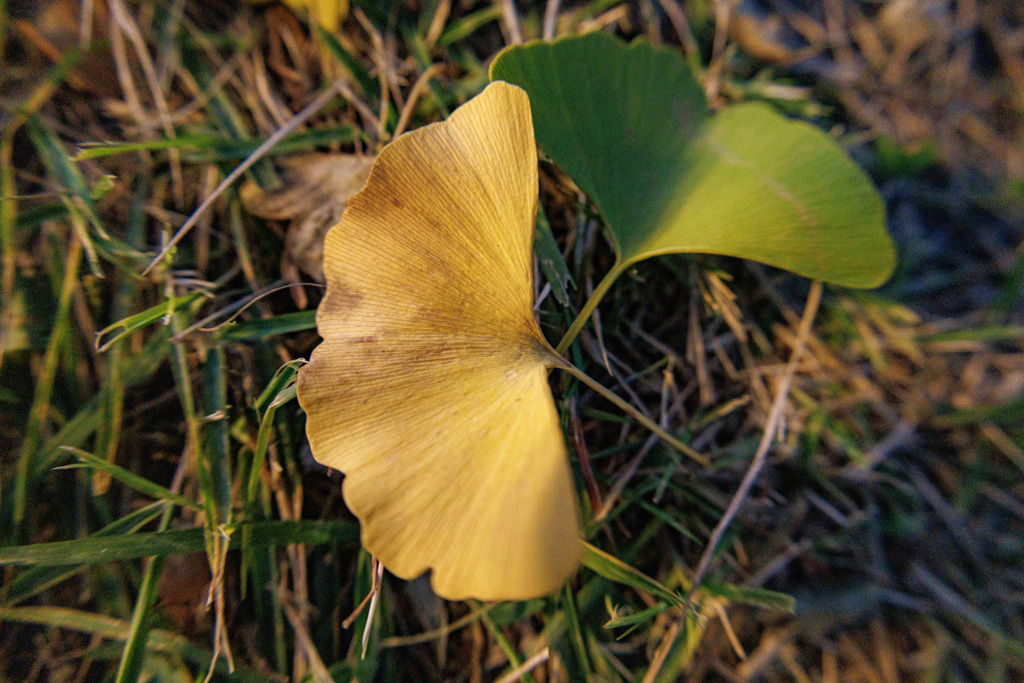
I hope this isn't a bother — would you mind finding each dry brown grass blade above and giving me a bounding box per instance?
[688,280,824,599]
[494,647,549,683]
[352,8,391,143]
[142,79,348,276]
[393,63,444,139]
[380,603,496,648]
[279,584,333,683]
[6,2,1021,679]
[202,527,235,683]
[360,560,384,660]
[108,0,183,206]
[657,0,700,60]
[424,0,451,50]
[641,619,680,683]
[497,0,522,45]
[543,0,561,41]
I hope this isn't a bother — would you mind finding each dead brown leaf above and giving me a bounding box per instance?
[241,154,374,293]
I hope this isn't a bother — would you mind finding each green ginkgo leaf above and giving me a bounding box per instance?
[490,31,896,352]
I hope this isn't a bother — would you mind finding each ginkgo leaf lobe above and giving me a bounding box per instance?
[297,82,581,601]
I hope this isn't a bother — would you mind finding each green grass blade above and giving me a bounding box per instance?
[11,234,83,537]
[169,309,218,549]
[254,360,305,417]
[631,497,701,543]
[699,580,796,613]
[535,205,573,307]
[917,325,1024,343]
[25,118,144,272]
[481,611,537,683]
[1,503,166,606]
[218,310,317,341]
[95,293,205,352]
[114,502,176,683]
[239,363,302,596]
[74,127,361,161]
[26,328,171,492]
[560,585,594,682]
[0,133,18,373]
[58,447,201,511]
[14,202,66,229]
[936,397,1024,427]
[193,126,362,159]
[73,134,224,159]
[247,382,298,513]
[93,181,147,494]
[438,6,501,47]
[0,606,279,683]
[202,345,232,526]
[603,601,671,630]
[580,541,686,609]
[0,520,359,566]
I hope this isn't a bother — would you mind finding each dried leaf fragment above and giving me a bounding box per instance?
[241,154,374,283]
[297,82,581,601]
[248,0,349,33]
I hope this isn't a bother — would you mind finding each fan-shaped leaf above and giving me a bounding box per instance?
[297,82,581,601]
[490,31,896,292]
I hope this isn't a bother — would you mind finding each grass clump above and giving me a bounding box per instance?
[2,1,1022,681]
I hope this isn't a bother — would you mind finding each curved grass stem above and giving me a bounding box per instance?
[555,359,708,467]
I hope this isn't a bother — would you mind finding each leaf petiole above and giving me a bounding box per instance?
[553,358,708,467]
[554,262,626,356]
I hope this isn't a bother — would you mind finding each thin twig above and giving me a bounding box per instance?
[142,80,347,276]
[279,585,333,683]
[424,0,451,50]
[393,64,445,138]
[361,560,385,660]
[494,648,549,683]
[498,0,523,45]
[341,588,375,630]
[687,281,823,600]
[641,620,680,683]
[108,16,149,138]
[353,8,391,142]
[80,0,95,46]
[657,0,701,62]
[337,79,382,135]
[570,399,603,513]
[381,603,496,648]
[543,0,561,40]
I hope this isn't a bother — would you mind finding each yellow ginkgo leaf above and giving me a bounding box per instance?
[296,82,582,601]
[280,0,349,33]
